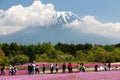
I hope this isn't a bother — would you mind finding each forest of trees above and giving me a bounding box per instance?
[0,42,120,66]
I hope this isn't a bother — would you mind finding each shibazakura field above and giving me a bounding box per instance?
[0,63,120,80]
[0,71,120,80]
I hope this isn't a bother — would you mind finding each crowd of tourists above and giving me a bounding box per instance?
[28,62,40,74]
[0,65,18,76]
[94,62,118,72]
[27,62,86,75]
[0,61,119,75]
[27,62,118,75]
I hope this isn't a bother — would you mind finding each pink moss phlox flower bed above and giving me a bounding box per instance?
[5,70,27,75]
[4,63,120,75]
[0,71,120,80]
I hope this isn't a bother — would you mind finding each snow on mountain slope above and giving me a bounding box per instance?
[56,11,80,25]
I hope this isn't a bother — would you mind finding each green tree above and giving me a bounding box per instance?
[111,48,120,62]
[87,51,95,62]
[104,45,115,52]
[25,45,36,62]
[1,43,10,56]
[12,54,29,64]
[9,43,21,55]
[76,44,84,50]
[0,57,9,66]
[48,50,59,59]
[68,44,76,56]
[40,42,55,54]
[84,43,92,51]
[75,50,87,61]
[0,50,9,66]
[92,46,110,62]
[55,42,69,53]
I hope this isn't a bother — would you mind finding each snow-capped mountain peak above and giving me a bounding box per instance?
[56,11,80,25]
[0,10,110,44]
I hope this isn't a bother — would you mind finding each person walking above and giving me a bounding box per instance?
[55,64,59,73]
[108,61,111,71]
[77,63,80,72]
[62,63,66,73]
[35,64,40,74]
[94,65,98,72]
[68,62,73,73]
[50,64,54,73]
[28,64,31,75]
[1,66,6,76]
[42,64,46,74]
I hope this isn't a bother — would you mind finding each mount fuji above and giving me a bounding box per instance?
[0,11,109,44]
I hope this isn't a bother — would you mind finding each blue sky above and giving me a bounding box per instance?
[0,0,120,22]
[0,0,120,44]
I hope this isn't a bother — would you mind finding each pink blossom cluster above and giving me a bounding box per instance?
[0,71,120,80]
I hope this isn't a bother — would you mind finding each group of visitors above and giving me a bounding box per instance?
[67,62,86,73]
[50,63,59,73]
[1,61,119,76]
[27,62,86,74]
[0,65,18,76]
[28,63,46,74]
[94,62,111,72]
[77,63,85,72]
[9,65,18,75]
[28,62,39,74]
[50,62,86,74]
[49,62,86,73]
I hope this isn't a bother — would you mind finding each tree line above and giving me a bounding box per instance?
[0,42,120,66]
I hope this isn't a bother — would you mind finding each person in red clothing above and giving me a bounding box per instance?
[68,62,73,73]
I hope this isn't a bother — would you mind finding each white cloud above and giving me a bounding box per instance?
[0,26,23,35]
[0,0,56,35]
[63,16,120,38]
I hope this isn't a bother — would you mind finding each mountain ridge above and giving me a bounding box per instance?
[0,11,111,44]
